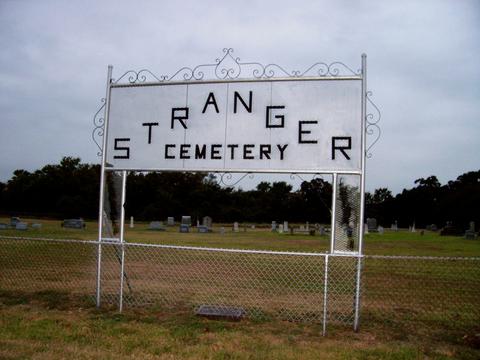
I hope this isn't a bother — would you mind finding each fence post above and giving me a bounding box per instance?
[96,65,113,308]
[322,254,329,336]
[119,170,127,312]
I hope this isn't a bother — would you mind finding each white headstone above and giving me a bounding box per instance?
[233,222,239,232]
[283,221,289,231]
[364,223,369,234]
[167,217,175,226]
[130,216,134,228]
[220,226,225,235]
[411,222,416,232]
[271,221,277,231]
[306,221,309,231]
[279,224,284,234]
[378,226,384,235]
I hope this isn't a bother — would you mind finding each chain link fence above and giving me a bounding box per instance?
[1,236,479,333]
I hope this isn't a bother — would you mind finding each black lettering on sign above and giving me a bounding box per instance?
[277,144,288,160]
[331,137,352,160]
[113,138,130,159]
[227,144,239,160]
[298,121,318,144]
[211,144,222,159]
[243,144,255,159]
[202,92,219,113]
[142,122,159,144]
[234,91,252,113]
[195,144,207,159]
[165,144,176,159]
[180,144,191,159]
[171,107,189,129]
[259,144,271,160]
[266,106,285,128]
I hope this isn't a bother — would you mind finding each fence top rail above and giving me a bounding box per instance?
[1,236,479,260]
[364,254,480,261]
[0,235,97,245]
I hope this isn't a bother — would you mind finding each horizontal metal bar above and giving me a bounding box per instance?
[111,76,363,88]
[364,254,480,261]
[2,236,479,261]
[0,235,98,245]
[104,168,363,175]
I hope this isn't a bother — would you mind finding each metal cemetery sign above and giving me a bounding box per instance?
[105,70,362,174]
[93,49,382,333]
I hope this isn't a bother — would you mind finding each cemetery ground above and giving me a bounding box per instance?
[0,217,479,359]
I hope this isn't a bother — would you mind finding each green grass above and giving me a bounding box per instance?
[2,217,479,256]
[1,217,479,359]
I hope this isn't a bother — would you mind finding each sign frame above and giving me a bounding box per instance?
[92,49,378,332]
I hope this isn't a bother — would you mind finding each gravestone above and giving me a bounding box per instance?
[378,226,384,235]
[130,216,134,228]
[283,221,289,232]
[197,225,209,233]
[167,217,175,226]
[367,218,377,232]
[271,221,277,232]
[220,226,225,235]
[391,221,398,232]
[0,223,9,230]
[278,224,284,234]
[251,225,255,229]
[306,222,310,231]
[233,222,239,232]
[426,224,438,232]
[149,221,166,231]
[181,216,192,226]
[411,222,416,232]
[16,222,28,230]
[203,216,212,229]
[319,225,326,236]
[440,221,463,236]
[32,223,42,229]
[364,223,369,234]
[299,225,305,231]
[62,219,86,229]
[465,221,477,240]
[10,217,21,228]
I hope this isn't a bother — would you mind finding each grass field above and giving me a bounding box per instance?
[1,217,479,359]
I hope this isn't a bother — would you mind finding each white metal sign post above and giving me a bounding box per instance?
[94,50,378,333]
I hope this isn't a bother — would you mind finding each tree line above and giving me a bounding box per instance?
[0,157,478,230]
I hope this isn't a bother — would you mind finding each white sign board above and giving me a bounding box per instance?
[106,79,362,173]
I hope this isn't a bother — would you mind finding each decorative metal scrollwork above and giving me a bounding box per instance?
[112,48,361,85]
[289,173,326,183]
[217,172,255,187]
[365,91,381,158]
[92,98,106,156]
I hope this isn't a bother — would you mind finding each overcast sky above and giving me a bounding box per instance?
[0,0,479,194]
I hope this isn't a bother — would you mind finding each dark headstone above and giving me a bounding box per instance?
[367,218,378,232]
[16,222,28,230]
[202,216,212,229]
[62,219,85,229]
[440,221,463,236]
[465,221,477,240]
[179,224,190,233]
[197,225,210,233]
[10,217,21,228]
[181,216,192,226]
[195,304,245,320]
[0,223,9,230]
[149,221,166,231]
